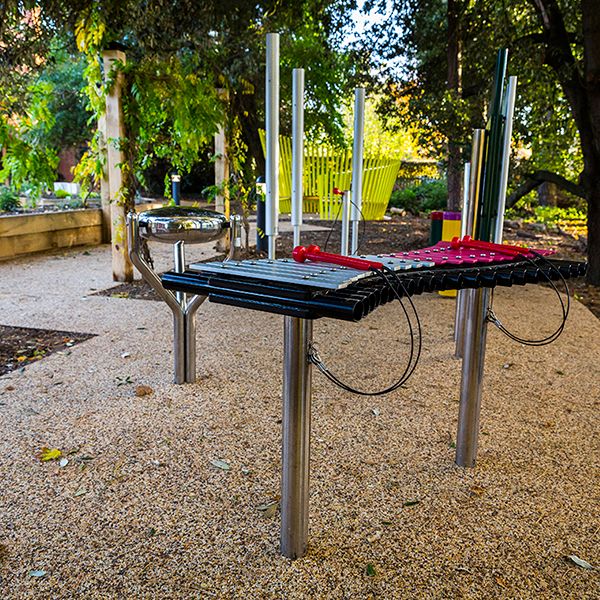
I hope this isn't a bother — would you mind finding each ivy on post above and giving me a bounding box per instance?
[214,88,230,217]
[102,48,133,282]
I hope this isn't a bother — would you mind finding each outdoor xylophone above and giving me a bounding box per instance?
[159,238,586,559]
[162,241,582,322]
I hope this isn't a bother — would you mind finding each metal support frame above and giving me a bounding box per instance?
[456,287,490,467]
[455,59,516,467]
[127,213,206,384]
[281,316,313,559]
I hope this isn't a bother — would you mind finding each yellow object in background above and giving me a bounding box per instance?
[439,211,462,298]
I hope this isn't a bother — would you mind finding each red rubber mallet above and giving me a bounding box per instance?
[451,235,529,256]
[292,245,384,271]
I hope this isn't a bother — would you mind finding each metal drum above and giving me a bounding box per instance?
[137,207,228,244]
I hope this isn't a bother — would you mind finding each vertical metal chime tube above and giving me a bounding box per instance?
[455,131,485,358]
[265,33,280,260]
[292,68,305,249]
[350,88,366,255]
[340,190,351,256]
[495,76,517,244]
[454,162,471,350]
[281,316,313,559]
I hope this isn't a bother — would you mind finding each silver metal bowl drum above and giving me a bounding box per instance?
[137,207,228,244]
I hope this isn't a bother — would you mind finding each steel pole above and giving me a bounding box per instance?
[292,68,305,249]
[173,240,186,306]
[350,88,365,255]
[265,33,280,259]
[454,163,471,350]
[455,130,485,358]
[281,316,313,559]
[456,287,490,467]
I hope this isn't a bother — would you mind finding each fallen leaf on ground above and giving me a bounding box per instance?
[38,447,62,462]
[135,385,154,397]
[121,352,131,359]
[256,501,278,518]
[367,531,382,543]
[365,563,377,577]
[371,408,380,416]
[403,499,420,507]
[28,570,46,578]
[470,484,486,496]
[566,554,594,570]
[74,487,87,497]
[58,458,69,468]
[210,459,230,471]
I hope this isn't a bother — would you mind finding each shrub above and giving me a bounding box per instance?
[389,179,447,214]
[54,188,71,199]
[0,186,20,212]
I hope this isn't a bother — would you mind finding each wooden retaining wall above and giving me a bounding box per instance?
[0,209,104,261]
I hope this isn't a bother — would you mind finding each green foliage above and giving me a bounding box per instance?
[362,0,583,193]
[0,186,20,212]
[39,42,92,150]
[506,204,587,225]
[122,54,224,190]
[54,188,71,199]
[0,80,59,201]
[389,179,447,214]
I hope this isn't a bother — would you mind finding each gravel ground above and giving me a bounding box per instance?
[0,236,598,599]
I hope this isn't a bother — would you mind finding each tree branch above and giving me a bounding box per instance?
[507,170,586,207]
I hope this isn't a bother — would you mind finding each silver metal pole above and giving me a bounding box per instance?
[281,316,313,559]
[350,88,365,255]
[456,287,490,467]
[454,163,471,350]
[227,214,242,262]
[455,130,486,359]
[340,190,351,256]
[265,33,280,260]
[184,294,205,383]
[495,76,517,244]
[173,240,186,306]
[126,213,206,385]
[292,68,305,249]
[456,88,515,465]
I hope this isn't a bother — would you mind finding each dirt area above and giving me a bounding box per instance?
[0,326,95,377]
[97,214,598,319]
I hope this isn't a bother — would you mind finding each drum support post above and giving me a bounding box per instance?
[456,287,490,467]
[281,316,313,559]
[127,213,207,384]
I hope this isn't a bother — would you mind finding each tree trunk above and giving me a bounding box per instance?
[447,0,462,211]
[582,0,600,285]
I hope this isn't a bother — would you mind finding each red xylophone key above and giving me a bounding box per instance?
[451,235,529,256]
[292,245,384,271]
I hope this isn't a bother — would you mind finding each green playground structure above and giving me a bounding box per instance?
[259,130,401,220]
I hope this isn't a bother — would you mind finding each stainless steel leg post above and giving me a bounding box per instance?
[456,287,490,467]
[281,316,313,559]
[173,241,186,306]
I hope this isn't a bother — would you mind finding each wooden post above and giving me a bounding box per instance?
[103,49,133,282]
[214,89,229,217]
[98,112,111,243]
